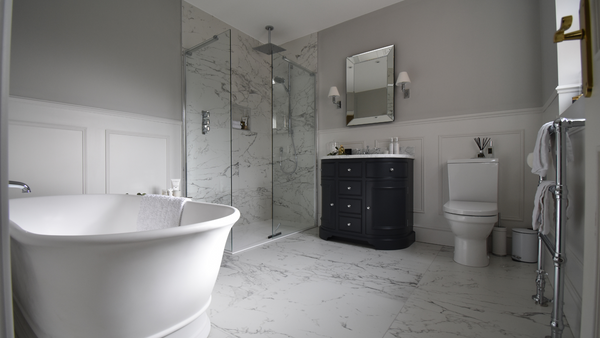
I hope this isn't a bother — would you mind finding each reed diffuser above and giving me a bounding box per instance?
[474,137,490,158]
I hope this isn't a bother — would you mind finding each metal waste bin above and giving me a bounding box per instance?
[512,228,538,263]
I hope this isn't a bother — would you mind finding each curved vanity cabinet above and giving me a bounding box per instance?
[320,155,415,250]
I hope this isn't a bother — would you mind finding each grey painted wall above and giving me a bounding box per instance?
[10,0,182,120]
[318,0,543,130]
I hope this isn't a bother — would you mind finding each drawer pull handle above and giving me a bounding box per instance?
[367,206,370,210]
[390,168,394,172]
[330,203,334,207]
[347,223,351,226]
[347,187,351,190]
[347,204,351,208]
[347,168,351,172]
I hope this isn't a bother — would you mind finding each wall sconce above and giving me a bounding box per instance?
[396,71,411,99]
[328,86,342,109]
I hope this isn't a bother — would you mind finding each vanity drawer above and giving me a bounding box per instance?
[338,215,362,233]
[339,198,362,214]
[338,180,362,196]
[366,161,408,178]
[321,161,336,178]
[338,162,362,178]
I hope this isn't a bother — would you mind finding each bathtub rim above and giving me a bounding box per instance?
[9,194,240,246]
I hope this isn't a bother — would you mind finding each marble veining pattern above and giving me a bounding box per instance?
[183,2,317,251]
[207,229,573,338]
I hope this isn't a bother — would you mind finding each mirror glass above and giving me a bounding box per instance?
[346,45,394,126]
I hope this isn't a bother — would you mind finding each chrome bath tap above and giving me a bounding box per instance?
[8,181,31,193]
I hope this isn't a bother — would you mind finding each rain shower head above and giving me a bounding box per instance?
[254,26,286,55]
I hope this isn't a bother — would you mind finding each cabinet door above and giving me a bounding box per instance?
[320,179,337,230]
[365,180,411,236]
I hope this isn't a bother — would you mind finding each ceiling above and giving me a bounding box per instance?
[185,0,406,45]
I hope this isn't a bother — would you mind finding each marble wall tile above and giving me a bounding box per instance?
[185,30,232,205]
[183,2,317,250]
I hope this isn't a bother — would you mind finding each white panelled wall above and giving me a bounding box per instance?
[8,97,182,200]
[318,108,542,246]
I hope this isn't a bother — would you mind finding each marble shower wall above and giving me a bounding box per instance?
[183,2,271,227]
[185,30,232,206]
[183,2,317,238]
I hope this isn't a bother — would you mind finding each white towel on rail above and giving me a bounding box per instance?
[532,181,555,235]
[531,121,574,178]
[136,194,187,231]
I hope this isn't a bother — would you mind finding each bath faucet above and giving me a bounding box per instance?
[8,181,31,193]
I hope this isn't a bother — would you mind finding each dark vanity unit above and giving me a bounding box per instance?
[320,155,415,250]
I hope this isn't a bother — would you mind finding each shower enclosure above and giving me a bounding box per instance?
[183,30,317,253]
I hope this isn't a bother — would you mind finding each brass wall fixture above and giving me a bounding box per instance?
[554,0,593,97]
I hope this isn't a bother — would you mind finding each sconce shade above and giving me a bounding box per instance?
[396,71,411,85]
[328,86,340,98]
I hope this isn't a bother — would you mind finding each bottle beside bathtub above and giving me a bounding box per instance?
[163,179,182,197]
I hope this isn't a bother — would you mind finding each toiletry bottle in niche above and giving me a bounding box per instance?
[393,137,399,154]
[389,138,394,154]
[487,140,493,158]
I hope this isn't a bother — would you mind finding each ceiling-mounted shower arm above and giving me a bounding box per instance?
[266,25,274,43]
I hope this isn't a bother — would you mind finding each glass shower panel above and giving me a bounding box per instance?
[184,30,232,251]
[272,56,316,237]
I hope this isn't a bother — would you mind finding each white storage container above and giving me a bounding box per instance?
[512,228,538,263]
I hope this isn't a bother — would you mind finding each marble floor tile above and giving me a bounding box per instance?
[209,229,574,338]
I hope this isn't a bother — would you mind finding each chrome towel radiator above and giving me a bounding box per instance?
[531,117,585,338]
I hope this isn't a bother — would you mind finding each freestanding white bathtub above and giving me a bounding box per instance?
[9,194,239,338]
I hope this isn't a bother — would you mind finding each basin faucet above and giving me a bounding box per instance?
[8,181,31,193]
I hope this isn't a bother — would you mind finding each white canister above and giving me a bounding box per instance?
[492,226,507,256]
[512,228,538,263]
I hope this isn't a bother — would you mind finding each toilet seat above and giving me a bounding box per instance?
[443,201,497,217]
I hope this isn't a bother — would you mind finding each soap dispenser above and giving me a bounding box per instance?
[389,138,394,154]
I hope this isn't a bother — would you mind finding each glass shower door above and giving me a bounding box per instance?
[272,56,317,237]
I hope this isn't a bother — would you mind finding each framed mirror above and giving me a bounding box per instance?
[346,45,394,126]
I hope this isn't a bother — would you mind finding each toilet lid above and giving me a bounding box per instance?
[443,201,497,216]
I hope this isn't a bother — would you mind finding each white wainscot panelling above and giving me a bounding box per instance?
[106,131,169,195]
[439,130,524,222]
[8,122,85,199]
[9,97,182,196]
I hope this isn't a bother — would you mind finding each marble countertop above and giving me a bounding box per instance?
[321,154,415,160]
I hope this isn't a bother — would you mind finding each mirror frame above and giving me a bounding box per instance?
[346,45,395,126]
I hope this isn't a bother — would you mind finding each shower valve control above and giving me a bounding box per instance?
[202,110,210,134]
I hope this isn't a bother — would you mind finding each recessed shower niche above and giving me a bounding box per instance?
[183,28,317,253]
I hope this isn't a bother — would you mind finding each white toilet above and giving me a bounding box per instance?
[443,158,499,267]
